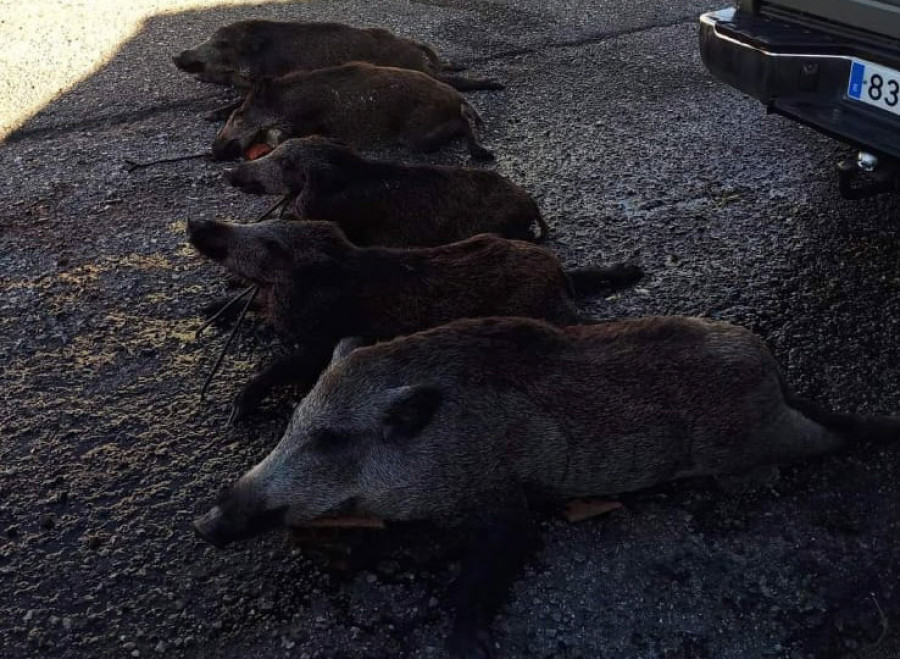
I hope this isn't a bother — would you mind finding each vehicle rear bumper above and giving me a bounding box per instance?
[699,7,900,160]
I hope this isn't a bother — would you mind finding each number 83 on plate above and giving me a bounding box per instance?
[847,59,900,115]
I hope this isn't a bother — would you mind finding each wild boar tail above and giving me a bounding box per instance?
[416,43,465,72]
[437,74,505,91]
[533,211,551,242]
[459,101,494,161]
[564,264,644,298]
[439,60,468,73]
[460,100,484,128]
[784,392,900,449]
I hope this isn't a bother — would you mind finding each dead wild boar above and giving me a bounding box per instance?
[194,315,900,657]
[186,218,642,423]
[173,19,503,92]
[224,136,550,245]
[210,63,493,161]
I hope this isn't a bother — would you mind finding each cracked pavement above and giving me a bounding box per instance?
[1,1,900,657]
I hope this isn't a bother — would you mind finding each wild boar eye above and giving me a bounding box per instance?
[260,237,290,260]
[311,429,352,453]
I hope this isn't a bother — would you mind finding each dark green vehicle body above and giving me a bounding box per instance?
[701,1,900,196]
[746,0,900,39]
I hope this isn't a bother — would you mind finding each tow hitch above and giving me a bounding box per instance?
[837,152,900,200]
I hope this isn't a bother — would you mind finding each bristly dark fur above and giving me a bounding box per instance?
[211,63,493,161]
[174,19,504,91]
[196,314,900,657]
[225,137,549,246]
[186,218,640,422]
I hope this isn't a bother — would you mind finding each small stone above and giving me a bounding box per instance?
[154,642,166,654]
[131,650,140,657]
[365,574,377,584]
[62,617,72,631]
[23,610,34,623]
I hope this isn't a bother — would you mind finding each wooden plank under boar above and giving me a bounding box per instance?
[300,516,387,529]
[289,500,623,533]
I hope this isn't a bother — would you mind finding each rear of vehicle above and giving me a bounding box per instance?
[700,1,900,198]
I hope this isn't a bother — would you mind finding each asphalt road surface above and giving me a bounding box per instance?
[2,1,900,658]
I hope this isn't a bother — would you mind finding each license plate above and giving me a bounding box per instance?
[847,59,900,116]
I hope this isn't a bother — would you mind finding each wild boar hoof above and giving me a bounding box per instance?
[469,146,495,162]
[228,399,251,426]
[447,624,493,659]
[618,263,645,285]
[229,389,262,426]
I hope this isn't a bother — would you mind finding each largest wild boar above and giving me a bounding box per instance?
[173,19,503,91]
[194,315,900,658]
[211,63,493,161]
[186,218,641,423]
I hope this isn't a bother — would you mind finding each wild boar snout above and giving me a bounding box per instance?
[212,138,243,161]
[193,496,287,549]
[173,50,204,73]
[186,218,229,262]
[192,506,233,548]
[223,167,242,186]
[222,166,264,194]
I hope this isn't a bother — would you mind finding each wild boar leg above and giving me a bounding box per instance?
[230,342,335,425]
[447,503,537,659]
[460,104,494,162]
[415,120,467,154]
[441,60,469,72]
[199,286,262,331]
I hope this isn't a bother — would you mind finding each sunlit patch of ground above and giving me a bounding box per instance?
[0,0,296,138]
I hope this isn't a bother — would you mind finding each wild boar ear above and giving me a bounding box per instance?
[249,77,274,103]
[381,385,442,443]
[320,136,350,149]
